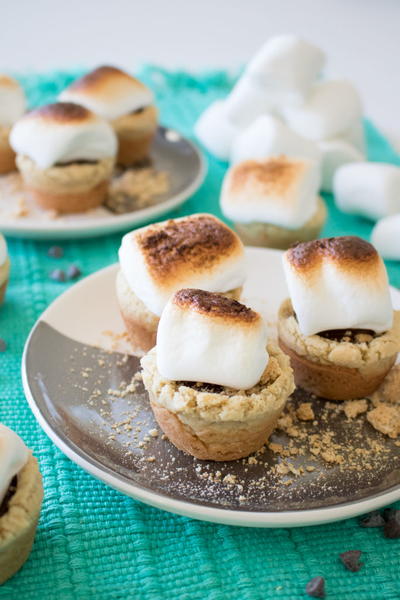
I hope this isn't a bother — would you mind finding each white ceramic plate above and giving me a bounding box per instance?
[22,247,400,527]
[0,127,206,240]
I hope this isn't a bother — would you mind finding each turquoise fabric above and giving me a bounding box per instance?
[1,67,400,600]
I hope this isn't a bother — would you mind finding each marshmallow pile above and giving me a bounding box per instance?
[195,34,364,192]
[283,236,393,336]
[0,76,26,128]
[156,289,269,389]
[0,423,29,506]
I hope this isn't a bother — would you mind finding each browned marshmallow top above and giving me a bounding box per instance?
[228,157,307,198]
[173,289,260,323]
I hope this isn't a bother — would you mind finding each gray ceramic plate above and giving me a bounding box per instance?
[22,248,400,527]
[0,126,206,240]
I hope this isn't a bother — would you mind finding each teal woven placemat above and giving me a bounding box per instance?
[1,67,400,600]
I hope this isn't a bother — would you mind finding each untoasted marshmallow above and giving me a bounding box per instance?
[221,156,320,228]
[371,215,400,261]
[0,423,29,506]
[344,119,366,154]
[245,35,325,106]
[0,76,26,127]
[59,66,154,120]
[225,77,274,127]
[319,139,363,192]
[281,80,362,141]
[156,289,269,389]
[0,234,7,267]
[231,114,321,165]
[10,102,117,169]
[195,100,239,161]
[118,214,245,316]
[283,236,393,336]
[333,162,400,221]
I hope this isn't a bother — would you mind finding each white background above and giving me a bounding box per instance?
[2,0,400,146]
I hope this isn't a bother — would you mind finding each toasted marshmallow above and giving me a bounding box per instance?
[221,156,320,228]
[0,234,7,267]
[333,162,400,221]
[195,100,239,161]
[59,66,154,120]
[10,102,117,169]
[225,76,275,127]
[318,139,364,192]
[156,289,268,389]
[281,80,362,141]
[371,215,400,261]
[119,214,245,316]
[283,236,393,336]
[231,114,321,165]
[0,423,29,506]
[245,35,325,106]
[0,76,26,127]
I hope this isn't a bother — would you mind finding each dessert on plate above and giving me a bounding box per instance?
[0,423,43,584]
[220,155,326,249]
[117,213,246,356]
[0,76,26,174]
[10,102,117,213]
[278,236,400,400]
[59,66,158,166]
[141,289,294,460]
[0,234,10,304]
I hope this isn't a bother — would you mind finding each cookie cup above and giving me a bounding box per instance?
[112,106,158,166]
[141,342,294,461]
[234,197,326,250]
[0,454,43,584]
[15,154,115,213]
[278,298,400,400]
[116,269,243,357]
[0,127,16,175]
[0,257,11,304]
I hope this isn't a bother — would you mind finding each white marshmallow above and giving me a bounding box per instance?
[281,80,362,141]
[118,214,246,316]
[221,156,320,228]
[344,119,366,154]
[156,289,269,389]
[10,103,117,169]
[371,214,400,261]
[0,423,29,506]
[319,139,364,192]
[224,76,275,127]
[0,76,26,127]
[245,35,325,106]
[194,100,239,161]
[230,114,321,165]
[333,162,400,221]
[59,66,154,120]
[283,237,393,336]
[0,234,7,267]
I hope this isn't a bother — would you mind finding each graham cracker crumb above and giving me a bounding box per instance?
[369,365,400,405]
[296,402,315,421]
[343,399,368,419]
[367,403,400,439]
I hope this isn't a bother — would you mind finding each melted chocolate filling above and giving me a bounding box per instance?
[0,476,17,517]
[317,328,376,343]
[55,159,99,167]
[131,107,145,115]
[178,381,225,393]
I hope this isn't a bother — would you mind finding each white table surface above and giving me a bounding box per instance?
[2,0,400,149]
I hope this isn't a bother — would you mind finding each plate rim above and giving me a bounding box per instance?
[21,248,400,527]
[1,126,207,240]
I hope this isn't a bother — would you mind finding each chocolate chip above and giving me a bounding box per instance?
[49,269,66,282]
[66,264,81,280]
[306,576,325,598]
[339,550,362,572]
[360,511,385,528]
[383,510,400,539]
[0,338,6,352]
[48,246,64,258]
[383,507,397,522]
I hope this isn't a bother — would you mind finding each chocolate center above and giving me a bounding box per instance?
[178,381,225,393]
[55,159,99,167]
[317,328,376,343]
[0,476,17,518]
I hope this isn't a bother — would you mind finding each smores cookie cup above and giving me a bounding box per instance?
[141,289,294,461]
[0,424,43,584]
[60,66,157,166]
[278,236,400,400]
[117,214,246,356]
[0,76,26,174]
[220,156,326,250]
[10,102,117,213]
